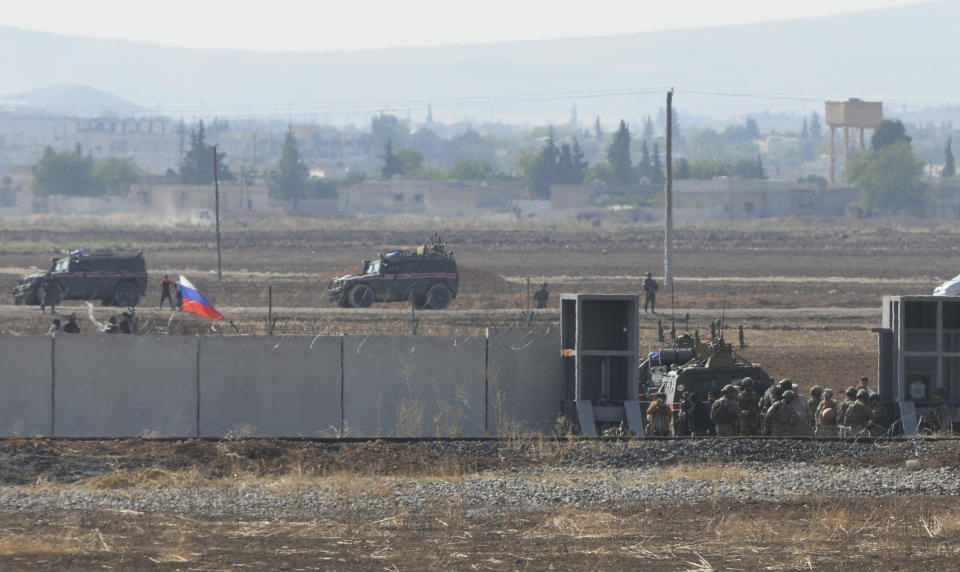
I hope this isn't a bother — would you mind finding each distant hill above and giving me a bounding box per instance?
[0,83,142,115]
[1,1,957,123]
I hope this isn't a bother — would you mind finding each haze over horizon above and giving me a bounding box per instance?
[7,0,931,53]
[3,0,957,125]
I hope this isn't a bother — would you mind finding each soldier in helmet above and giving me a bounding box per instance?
[710,385,741,437]
[842,388,874,435]
[931,389,953,434]
[738,378,761,436]
[642,272,659,314]
[836,387,858,427]
[761,379,791,415]
[868,393,886,436]
[764,390,801,436]
[533,282,549,309]
[808,386,823,427]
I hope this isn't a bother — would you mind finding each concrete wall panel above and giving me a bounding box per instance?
[343,335,486,437]
[198,336,341,437]
[487,327,564,435]
[54,335,198,437]
[0,336,53,436]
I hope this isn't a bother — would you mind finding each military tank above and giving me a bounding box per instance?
[639,325,772,407]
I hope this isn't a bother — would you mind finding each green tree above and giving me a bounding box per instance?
[395,148,424,175]
[379,140,404,179]
[943,137,955,178]
[809,112,823,140]
[637,140,651,180]
[371,113,409,151]
[606,120,635,185]
[594,117,603,141]
[650,143,665,184]
[527,132,560,198]
[674,158,692,180]
[801,117,809,139]
[180,121,232,184]
[871,119,911,151]
[642,116,655,141]
[449,158,499,180]
[848,140,926,211]
[32,144,97,196]
[275,127,309,205]
[95,156,140,195]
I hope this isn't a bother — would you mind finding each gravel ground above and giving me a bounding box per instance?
[0,438,957,521]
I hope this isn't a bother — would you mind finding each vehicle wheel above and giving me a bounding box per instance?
[346,284,375,308]
[40,280,63,308]
[422,283,452,310]
[111,281,140,307]
[13,295,22,306]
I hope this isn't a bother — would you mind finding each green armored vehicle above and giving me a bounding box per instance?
[640,330,772,407]
[13,250,148,308]
[327,235,458,310]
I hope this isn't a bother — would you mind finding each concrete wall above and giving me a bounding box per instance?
[342,335,487,437]
[54,336,198,437]
[198,336,342,437]
[486,327,564,435]
[0,329,561,438]
[0,336,53,436]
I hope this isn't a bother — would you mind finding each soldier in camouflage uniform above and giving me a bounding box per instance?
[868,393,886,436]
[761,379,791,416]
[764,390,800,436]
[808,386,823,427]
[841,389,874,435]
[932,389,953,434]
[836,387,858,427]
[738,378,762,436]
[710,385,741,437]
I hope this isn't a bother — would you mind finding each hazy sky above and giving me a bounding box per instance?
[6,0,931,52]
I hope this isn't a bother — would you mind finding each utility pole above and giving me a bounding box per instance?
[664,89,675,290]
[214,145,222,281]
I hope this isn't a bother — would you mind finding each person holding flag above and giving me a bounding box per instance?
[178,276,225,320]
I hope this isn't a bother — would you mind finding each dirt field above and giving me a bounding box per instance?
[2,215,958,568]
[0,217,914,389]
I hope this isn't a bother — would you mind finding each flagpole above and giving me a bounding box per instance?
[214,145,222,282]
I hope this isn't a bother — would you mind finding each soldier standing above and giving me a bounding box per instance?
[761,379,791,415]
[710,385,741,436]
[808,386,823,427]
[932,389,953,434]
[642,272,658,314]
[738,378,761,436]
[690,393,711,436]
[868,394,886,436]
[842,389,874,435]
[764,390,800,436]
[836,387,858,426]
[533,282,549,309]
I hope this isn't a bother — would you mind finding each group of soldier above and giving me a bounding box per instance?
[646,374,954,437]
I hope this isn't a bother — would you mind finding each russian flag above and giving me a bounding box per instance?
[178,275,225,320]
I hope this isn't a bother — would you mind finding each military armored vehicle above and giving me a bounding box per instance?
[640,329,772,407]
[327,235,458,310]
[13,250,148,308]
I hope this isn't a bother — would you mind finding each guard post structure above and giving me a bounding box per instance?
[877,295,960,435]
[560,294,641,436]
